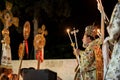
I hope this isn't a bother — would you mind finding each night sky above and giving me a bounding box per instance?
[0,0,118,60]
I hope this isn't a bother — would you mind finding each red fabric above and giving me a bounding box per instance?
[25,40,29,55]
[36,50,43,62]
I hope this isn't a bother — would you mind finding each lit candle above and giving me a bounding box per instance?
[97,29,101,38]
[67,29,73,44]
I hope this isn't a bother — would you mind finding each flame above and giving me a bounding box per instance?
[66,29,70,33]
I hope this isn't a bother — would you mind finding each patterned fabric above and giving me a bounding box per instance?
[74,38,103,80]
[105,40,120,80]
[102,37,113,77]
[107,2,120,43]
[104,2,120,80]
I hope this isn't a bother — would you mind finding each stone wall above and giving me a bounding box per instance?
[12,59,77,80]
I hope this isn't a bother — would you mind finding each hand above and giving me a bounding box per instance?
[73,48,80,56]
[97,0,103,13]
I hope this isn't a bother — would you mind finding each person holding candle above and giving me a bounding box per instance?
[74,25,103,80]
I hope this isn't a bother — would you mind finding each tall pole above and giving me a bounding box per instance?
[67,28,83,80]
[33,17,38,59]
[71,28,83,80]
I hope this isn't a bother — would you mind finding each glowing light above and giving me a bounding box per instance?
[66,29,70,33]
[66,28,73,44]
[97,28,101,38]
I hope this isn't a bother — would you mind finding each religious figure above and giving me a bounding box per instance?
[1,28,12,68]
[74,25,103,80]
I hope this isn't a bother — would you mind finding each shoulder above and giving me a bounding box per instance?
[90,38,102,47]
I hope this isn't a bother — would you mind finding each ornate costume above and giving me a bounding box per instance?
[74,25,103,80]
[104,2,120,79]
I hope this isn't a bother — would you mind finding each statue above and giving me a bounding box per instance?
[1,28,12,68]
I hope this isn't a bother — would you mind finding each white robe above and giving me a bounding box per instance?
[1,43,12,67]
[105,39,120,80]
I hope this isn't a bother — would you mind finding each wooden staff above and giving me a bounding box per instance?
[36,47,44,70]
[71,28,83,80]
[17,21,30,80]
[97,0,110,80]
[97,0,109,41]
[17,42,25,80]
[67,28,83,80]
[34,24,47,70]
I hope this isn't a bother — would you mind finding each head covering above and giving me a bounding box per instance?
[85,25,99,39]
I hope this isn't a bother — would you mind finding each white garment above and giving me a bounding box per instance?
[102,37,111,77]
[105,39,120,80]
[1,43,12,67]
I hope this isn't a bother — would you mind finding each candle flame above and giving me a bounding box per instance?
[67,29,70,33]
[97,29,100,33]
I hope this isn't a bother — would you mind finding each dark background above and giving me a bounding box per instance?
[0,0,118,60]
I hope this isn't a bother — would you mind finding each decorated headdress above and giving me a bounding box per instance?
[85,25,99,39]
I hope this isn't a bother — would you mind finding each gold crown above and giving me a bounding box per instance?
[85,25,98,38]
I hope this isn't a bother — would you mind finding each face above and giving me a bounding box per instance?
[82,34,91,48]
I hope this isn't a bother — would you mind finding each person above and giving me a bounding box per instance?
[74,25,103,80]
[103,0,120,79]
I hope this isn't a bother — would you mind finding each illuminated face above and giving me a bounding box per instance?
[82,34,91,48]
